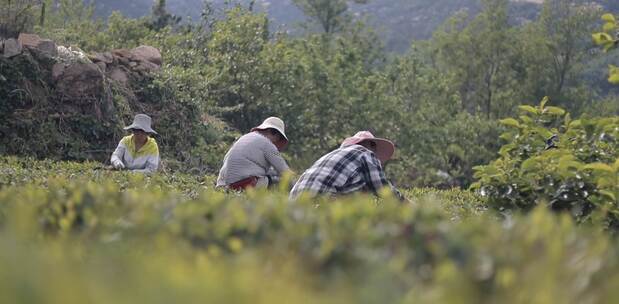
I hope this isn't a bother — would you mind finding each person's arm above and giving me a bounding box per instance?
[110,140,126,169]
[263,142,290,174]
[362,153,406,201]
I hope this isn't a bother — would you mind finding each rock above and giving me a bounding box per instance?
[55,63,103,100]
[111,49,133,66]
[0,40,4,54]
[135,60,160,73]
[52,63,66,82]
[17,33,41,48]
[95,61,107,72]
[17,33,57,57]
[36,39,58,57]
[90,52,114,64]
[131,45,162,66]
[109,67,129,85]
[3,39,22,58]
[112,49,133,59]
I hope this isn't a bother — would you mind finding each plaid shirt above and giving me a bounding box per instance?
[289,145,403,200]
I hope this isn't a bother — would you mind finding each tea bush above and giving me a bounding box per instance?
[1,157,619,303]
[473,98,619,229]
[0,156,486,218]
[0,156,213,197]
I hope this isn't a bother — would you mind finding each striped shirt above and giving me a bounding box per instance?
[110,135,159,173]
[217,132,290,186]
[289,145,403,200]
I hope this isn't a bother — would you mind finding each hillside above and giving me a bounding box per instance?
[92,0,541,52]
[90,0,619,52]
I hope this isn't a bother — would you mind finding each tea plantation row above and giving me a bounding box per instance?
[1,156,618,303]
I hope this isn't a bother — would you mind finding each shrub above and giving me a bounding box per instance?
[592,13,619,84]
[472,98,619,229]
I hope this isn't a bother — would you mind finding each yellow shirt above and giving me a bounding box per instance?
[110,135,159,173]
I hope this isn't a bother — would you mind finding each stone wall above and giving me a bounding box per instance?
[0,34,165,161]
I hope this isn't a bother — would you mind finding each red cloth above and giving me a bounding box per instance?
[228,176,258,190]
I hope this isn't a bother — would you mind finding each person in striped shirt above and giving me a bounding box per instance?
[217,117,292,190]
[110,114,160,174]
[289,131,405,201]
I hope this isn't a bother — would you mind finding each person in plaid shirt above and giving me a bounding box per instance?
[289,131,405,201]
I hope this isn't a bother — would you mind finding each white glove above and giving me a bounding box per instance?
[112,159,125,169]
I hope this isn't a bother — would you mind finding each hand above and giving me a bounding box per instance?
[112,159,125,170]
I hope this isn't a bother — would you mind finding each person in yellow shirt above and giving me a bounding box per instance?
[110,114,159,173]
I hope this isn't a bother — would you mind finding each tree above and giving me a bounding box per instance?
[386,48,502,188]
[431,0,523,119]
[538,0,598,95]
[292,0,368,34]
[146,0,180,31]
[0,0,42,38]
[205,7,270,131]
[509,0,599,114]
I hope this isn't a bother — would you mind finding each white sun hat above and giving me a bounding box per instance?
[251,117,288,142]
[124,114,157,134]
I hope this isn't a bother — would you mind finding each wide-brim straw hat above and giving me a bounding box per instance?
[340,131,395,163]
[251,116,289,144]
[124,114,157,134]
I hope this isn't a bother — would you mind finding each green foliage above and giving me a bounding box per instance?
[200,6,399,170]
[146,0,181,31]
[34,0,107,50]
[292,0,368,34]
[266,27,394,163]
[593,13,618,52]
[36,0,179,52]
[593,12,619,84]
[394,112,503,188]
[430,0,524,119]
[39,7,159,52]
[430,0,599,116]
[473,98,619,229]
[3,0,617,190]
[537,0,599,95]
[0,0,41,38]
[0,51,124,160]
[0,2,230,174]
[0,30,227,174]
[1,158,619,302]
[204,7,271,131]
[386,49,503,188]
[0,156,212,197]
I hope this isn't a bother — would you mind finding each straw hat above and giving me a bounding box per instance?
[340,131,395,163]
[251,117,288,142]
[124,114,157,134]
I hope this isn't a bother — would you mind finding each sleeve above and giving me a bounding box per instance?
[266,167,278,176]
[361,153,405,201]
[263,142,290,174]
[217,150,232,187]
[110,140,126,165]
